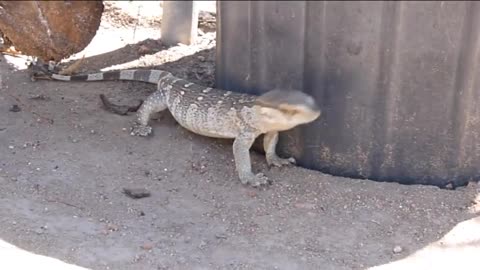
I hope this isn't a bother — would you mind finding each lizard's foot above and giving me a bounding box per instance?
[266,155,296,167]
[239,172,271,187]
[130,122,152,137]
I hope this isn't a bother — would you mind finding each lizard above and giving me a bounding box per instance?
[31,68,321,187]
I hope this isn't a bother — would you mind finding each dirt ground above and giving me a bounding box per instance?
[1,2,479,270]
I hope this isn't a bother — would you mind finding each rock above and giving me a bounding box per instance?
[123,188,151,199]
[215,233,228,239]
[294,203,316,210]
[9,104,21,112]
[140,243,154,250]
[445,182,454,190]
[0,1,104,62]
[29,94,50,101]
[393,245,403,254]
[137,45,152,55]
[106,224,119,232]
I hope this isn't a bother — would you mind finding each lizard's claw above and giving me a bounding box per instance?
[267,155,296,167]
[130,122,153,137]
[240,172,271,187]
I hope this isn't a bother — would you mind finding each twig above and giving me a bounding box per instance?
[46,198,84,210]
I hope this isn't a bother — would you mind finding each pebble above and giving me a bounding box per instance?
[215,233,228,239]
[30,94,50,101]
[198,240,207,249]
[107,224,119,232]
[9,104,21,112]
[294,203,316,210]
[176,256,187,264]
[393,245,403,253]
[141,243,154,250]
[123,188,151,199]
[34,226,47,235]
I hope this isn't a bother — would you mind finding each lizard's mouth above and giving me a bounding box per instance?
[281,104,321,124]
[260,108,321,133]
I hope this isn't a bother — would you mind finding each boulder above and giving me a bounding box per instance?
[0,1,104,61]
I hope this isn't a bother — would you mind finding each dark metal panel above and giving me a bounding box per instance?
[216,1,480,187]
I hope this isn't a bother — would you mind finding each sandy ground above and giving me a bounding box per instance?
[0,2,479,270]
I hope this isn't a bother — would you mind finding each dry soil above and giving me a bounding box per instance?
[0,2,479,270]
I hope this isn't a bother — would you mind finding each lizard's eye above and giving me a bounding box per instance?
[278,104,303,116]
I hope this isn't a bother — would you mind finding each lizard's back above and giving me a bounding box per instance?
[159,75,259,138]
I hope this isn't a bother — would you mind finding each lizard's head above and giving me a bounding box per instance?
[255,89,321,131]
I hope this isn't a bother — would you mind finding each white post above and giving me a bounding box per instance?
[161,1,199,46]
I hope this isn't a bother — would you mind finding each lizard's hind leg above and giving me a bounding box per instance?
[130,90,167,137]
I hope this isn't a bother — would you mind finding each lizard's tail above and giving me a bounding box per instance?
[49,69,172,85]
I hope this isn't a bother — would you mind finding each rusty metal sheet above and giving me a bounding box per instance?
[216,1,480,188]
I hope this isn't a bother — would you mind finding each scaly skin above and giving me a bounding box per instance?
[32,69,322,187]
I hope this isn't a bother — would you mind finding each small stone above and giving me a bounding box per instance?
[197,55,206,62]
[141,243,154,250]
[215,233,228,239]
[133,254,146,263]
[123,188,151,199]
[393,246,403,254]
[8,145,14,149]
[176,256,187,264]
[107,224,119,232]
[445,183,454,190]
[9,104,21,112]
[138,45,152,55]
[294,203,316,210]
[30,94,50,101]
[198,240,207,249]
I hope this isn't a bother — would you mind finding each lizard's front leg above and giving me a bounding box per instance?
[263,131,296,167]
[233,132,269,187]
[130,90,167,137]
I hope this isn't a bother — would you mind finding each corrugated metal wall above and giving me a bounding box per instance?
[216,1,480,187]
